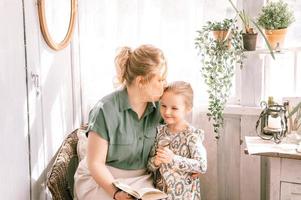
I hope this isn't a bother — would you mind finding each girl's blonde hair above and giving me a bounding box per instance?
[115,44,167,86]
[164,81,194,110]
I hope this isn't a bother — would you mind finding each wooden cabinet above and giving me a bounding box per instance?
[281,182,301,200]
[266,157,301,200]
[245,137,301,200]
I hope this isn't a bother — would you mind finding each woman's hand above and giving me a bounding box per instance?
[156,147,174,164]
[115,191,135,200]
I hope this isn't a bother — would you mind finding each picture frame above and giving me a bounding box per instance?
[37,0,77,51]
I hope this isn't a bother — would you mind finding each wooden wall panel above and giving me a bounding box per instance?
[23,0,47,199]
[240,116,261,200]
[193,114,218,200]
[217,115,241,200]
[22,0,81,199]
[0,0,30,199]
[193,112,262,200]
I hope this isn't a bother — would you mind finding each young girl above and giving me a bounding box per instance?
[148,81,207,200]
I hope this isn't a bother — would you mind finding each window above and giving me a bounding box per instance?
[79,0,300,121]
[262,0,301,101]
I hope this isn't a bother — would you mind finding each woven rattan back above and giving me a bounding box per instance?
[47,129,79,200]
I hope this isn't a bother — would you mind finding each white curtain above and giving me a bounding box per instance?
[79,0,211,121]
[78,0,301,121]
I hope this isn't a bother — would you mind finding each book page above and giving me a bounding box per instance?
[140,192,168,200]
[113,181,168,200]
[137,187,168,200]
[113,181,140,198]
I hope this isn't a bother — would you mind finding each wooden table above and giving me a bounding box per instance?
[245,136,301,200]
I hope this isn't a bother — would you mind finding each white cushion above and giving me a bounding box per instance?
[77,129,88,161]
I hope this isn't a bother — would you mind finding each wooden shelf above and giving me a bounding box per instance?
[243,47,301,56]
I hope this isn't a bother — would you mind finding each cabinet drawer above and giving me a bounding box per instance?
[281,182,301,200]
[281,159,301,183]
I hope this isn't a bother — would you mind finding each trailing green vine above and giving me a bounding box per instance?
[195,18,244,138]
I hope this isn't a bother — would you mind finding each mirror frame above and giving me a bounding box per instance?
[37,0,77,51]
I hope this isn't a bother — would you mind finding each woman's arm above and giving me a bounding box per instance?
[86,132,116,196]
[87,132,133,200]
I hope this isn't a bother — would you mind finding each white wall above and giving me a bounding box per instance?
[0,0,82,199]
[0,0,30,199]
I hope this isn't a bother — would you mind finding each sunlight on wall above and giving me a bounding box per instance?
[297,53,301,94]
[31,142,45,181]
[264,53,295,101]
[38,47,73,164]
[44,94,65,158]
[28,88,37,132]
[40,50,54,87]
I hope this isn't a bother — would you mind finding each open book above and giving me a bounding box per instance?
[113,180,168,200]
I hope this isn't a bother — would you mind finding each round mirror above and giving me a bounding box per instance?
[38,0,77,51]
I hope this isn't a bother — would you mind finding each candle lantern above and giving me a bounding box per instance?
[256,101,288,143]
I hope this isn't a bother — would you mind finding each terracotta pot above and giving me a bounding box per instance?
[242,33,258,51]
[212,30,231,48]
[212,30,229,41]
[265,28,287,50]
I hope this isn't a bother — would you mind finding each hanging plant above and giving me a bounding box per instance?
[195,18,244,139]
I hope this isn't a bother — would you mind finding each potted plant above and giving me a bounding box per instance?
[288,102,301,133]
[195,18,244,138]
[257,0,295,50]
[287,101,301,152]
[240,11,258,51]
[208,18,233,42]
[228,0,275,58]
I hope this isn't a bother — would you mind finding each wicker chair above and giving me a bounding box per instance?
[47,129,79,200]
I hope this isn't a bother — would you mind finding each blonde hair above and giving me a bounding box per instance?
[115,44,167,86]
[164,81,193,110]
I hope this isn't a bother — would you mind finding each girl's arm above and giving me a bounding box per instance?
[171,133,207,174]
[147,138,160,172]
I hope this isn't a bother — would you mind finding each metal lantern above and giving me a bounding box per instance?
[256,101,288,143]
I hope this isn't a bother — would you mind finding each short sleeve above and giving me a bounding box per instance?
[86,104,109,141]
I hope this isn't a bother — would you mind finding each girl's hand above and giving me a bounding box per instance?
[191,173,200,179]
[156,147,174,164]
[154,156,162,167]
[115,191,135,200]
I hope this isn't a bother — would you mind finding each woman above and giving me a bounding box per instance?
[74,44,167,200]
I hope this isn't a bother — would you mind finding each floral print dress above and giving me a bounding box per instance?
[148,124,207,200]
